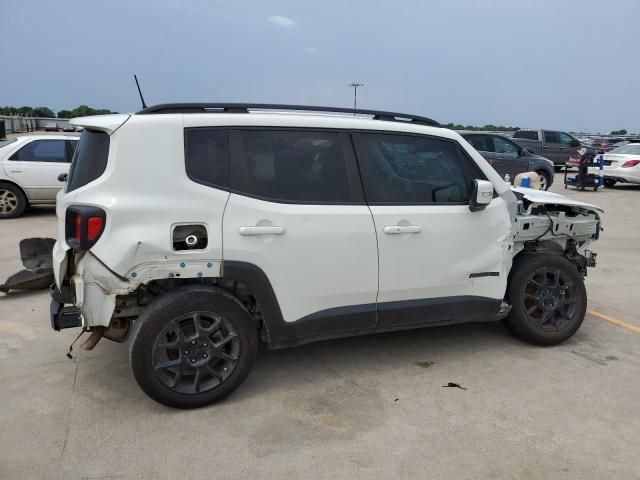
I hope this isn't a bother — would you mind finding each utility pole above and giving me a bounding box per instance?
[348,83,363,115]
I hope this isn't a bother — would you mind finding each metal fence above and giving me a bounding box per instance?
[1,116,71,134]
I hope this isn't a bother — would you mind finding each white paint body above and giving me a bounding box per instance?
[53,112,601,328]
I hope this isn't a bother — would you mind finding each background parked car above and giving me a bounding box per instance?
[0,135,78,218]
[461,132,554,190]
[43,122,59,132]
[512,129,587,168]
[588,141,640,186]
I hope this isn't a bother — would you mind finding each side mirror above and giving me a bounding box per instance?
[570,139,580,147]
[469,179,493,212]
[58,173,68,183]
[517,146,525,157]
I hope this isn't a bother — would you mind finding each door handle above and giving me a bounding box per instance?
[10,170,23,173]
[238,226,285,236]
[383,225,421,234]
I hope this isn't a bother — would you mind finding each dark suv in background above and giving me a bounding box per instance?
[461,132,555,190]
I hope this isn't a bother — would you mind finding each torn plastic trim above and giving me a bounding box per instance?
[70,252,223,326]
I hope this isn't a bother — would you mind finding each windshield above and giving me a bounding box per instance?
[609,144,640,155]
[0,138,18,149]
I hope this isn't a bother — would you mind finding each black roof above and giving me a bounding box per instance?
[136,103,440,127]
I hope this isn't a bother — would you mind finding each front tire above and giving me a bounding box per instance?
[0,183,27,219]
[604,178,616,187]
[505,255,586,346]
[129,285,258,408]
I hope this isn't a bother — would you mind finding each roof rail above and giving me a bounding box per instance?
[136,103,440,127]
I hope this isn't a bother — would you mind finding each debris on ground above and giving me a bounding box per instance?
[442,382,467,390]
[0,238,56,294]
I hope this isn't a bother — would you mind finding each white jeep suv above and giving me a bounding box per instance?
[50,104,602,408]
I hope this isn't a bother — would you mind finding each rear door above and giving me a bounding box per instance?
[5,139,72,200]
[463,134,499,168]
[491,135,528,178]
[353,132,511,328]
[222,128,378,334]
[542,131,565,164]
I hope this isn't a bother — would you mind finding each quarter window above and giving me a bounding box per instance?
[229,129,361,203]
[355,133,477,204]
[9,140,68,162]
[184,129,229,188]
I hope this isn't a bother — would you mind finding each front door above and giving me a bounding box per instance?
[353,132,512,328]
[491,135,528,179]
[222,128,379,334]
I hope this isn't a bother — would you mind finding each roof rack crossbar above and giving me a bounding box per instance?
[137,103,440,127]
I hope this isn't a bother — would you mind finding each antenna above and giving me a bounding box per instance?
[134,74,148,109]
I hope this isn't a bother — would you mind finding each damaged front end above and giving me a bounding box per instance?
[511,187,602,276]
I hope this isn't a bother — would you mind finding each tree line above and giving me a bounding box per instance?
[0,105,116,118]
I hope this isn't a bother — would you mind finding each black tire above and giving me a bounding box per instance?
[536,170,552,191]
[505,254,586,346]
[604,178,616,187]
[129,285,258,408]
[0,182,27,219]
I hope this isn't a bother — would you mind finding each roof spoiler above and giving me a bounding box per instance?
[69,114,131,135]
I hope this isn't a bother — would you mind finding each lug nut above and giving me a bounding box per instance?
[184,350,189,354]
[203,343,208,347]
[191,340,197,345]
[203,354,208,359]
[191,358,196,364]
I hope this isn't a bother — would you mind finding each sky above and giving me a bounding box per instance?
[1,0,638,133]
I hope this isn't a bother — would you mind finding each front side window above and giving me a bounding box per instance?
[559,132,574,145]
[184,129,229,188]
[544,131,561,144]
[9,139,68,162]
[229,129,360,203]
[492,136,519,156]
[356,133,478,204]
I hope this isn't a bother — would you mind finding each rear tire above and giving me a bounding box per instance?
[129,285,258,409]
[536,170,551,190]
[505,254,586,346]
[604,178,616,187]
[0,183,27,219]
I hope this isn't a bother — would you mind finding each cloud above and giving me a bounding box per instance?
[268,15,295,28]
[305,47,318,55]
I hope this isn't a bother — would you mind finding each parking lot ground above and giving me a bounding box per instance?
[1,181,639,480]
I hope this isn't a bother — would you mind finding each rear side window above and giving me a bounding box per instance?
[184,129,229,188]
[464,134,494,152]
[9,139,68,163]
[544,131,560,144]
[67,130,110,192]
[355,133,479,204]
[229,129,362,204]
[513,131,538,140]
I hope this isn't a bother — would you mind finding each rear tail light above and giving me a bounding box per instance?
[621,159,640,168]
[65,206,106,250]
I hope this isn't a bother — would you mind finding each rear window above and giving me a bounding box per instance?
[66,130,110,192]
[0,138,18,149]
[513,131,538,140]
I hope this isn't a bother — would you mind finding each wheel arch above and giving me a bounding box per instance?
[0,179,30,201]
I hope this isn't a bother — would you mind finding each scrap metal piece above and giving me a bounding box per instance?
[0,238,56,294]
